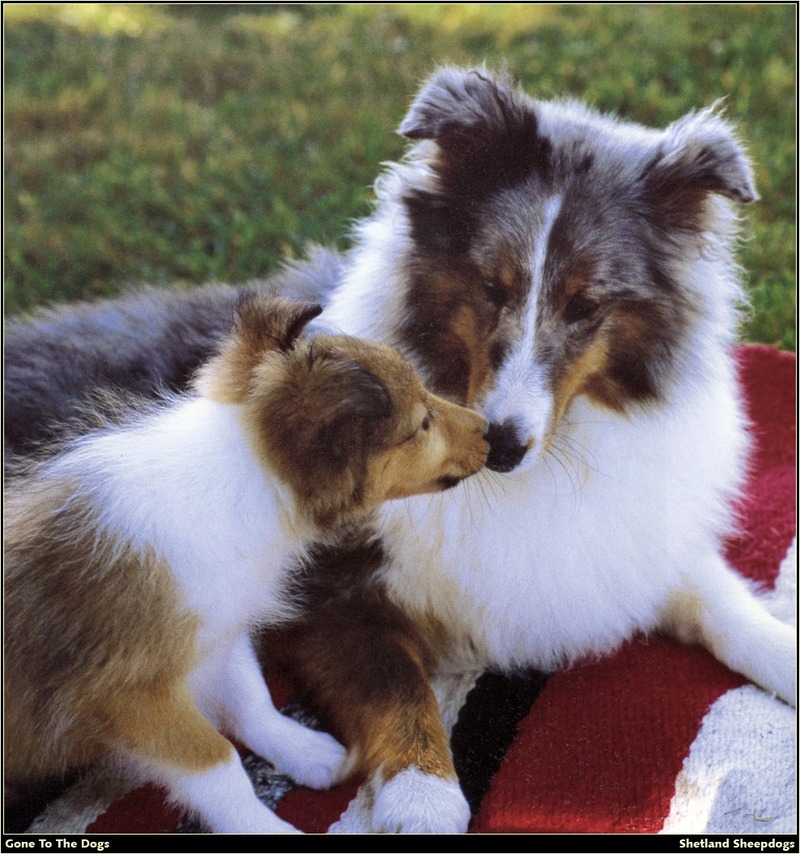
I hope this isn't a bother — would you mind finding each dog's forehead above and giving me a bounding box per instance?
[473,111,655,270]
[474,180,630,273]
[532,102,658,199]
[535,97,661,164]
[342,340,424,408]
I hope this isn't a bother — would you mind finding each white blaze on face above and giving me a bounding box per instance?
[483,196,562,470]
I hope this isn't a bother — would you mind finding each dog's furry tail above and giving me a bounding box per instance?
[4,246,345,468]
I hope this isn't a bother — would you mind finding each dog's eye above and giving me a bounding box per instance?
[484,278,510,309]
[399,413,432,445]
[563,293,597,325]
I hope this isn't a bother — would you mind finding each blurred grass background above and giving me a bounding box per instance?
[4,3,796,348]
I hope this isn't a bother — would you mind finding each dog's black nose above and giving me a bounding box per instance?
[485,420,528,473]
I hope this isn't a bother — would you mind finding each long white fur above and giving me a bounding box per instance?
[67,398,312,641]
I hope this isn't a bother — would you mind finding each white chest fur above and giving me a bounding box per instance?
[378,370,748,673]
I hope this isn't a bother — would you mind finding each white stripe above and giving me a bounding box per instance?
[661,538,797,834]
[495,194,563,388]
[482,196,562,452]
[529,195,563,313]
[25,764,142,833]
[660,685,797,833]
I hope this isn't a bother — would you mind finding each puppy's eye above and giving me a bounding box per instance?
[484,278,510,309]
[399,413,432,445]
[563,293,596,325]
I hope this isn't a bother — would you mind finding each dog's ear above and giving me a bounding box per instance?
[195,295,322,402]
[399,67,547,199]
[269,360,393,526]
[234,293,323,353]
[314,363,393,467]
[642,108,757,226]
[400,66,527,146]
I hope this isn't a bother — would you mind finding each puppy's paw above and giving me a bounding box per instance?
[329,767,470,833]
[275,725,349,790]
[373,768,470,833]
[244,709,349,790]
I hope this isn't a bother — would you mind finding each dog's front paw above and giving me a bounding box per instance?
[277,726,349,790]
[329,767,470,833]
[373,768,470,833]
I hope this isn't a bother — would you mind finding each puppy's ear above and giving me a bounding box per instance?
[642,108,757,227]
[268,360,392,526]
[315,364,393,467]
[234,293,323,353]
[399,66,547,199]
[195,295,322,402]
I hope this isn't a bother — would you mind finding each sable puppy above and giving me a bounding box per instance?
[3,294,489,834]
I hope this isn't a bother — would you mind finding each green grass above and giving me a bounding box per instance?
[4,3,796,349]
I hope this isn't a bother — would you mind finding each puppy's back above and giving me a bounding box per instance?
[4,471,196,782]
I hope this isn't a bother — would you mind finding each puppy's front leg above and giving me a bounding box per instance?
[270,601,471,834]
[213,633,348,789]
[115,684,299,833]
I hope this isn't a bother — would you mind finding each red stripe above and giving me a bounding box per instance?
[87,784,182,833]
[471,639,744,833]
[276,781,360,833]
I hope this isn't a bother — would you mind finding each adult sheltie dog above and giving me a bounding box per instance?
[4,67,796,833]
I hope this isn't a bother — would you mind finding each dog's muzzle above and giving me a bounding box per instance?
[485,419,529,473]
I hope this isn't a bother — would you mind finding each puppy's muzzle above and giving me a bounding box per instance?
[486,419,529,473]
[437,413,490,489]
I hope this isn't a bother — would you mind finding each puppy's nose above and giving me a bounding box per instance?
[486,419,528,473]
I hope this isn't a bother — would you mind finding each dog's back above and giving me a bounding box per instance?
[3,247,344,468]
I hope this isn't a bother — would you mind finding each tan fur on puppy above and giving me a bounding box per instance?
[3,294,488,833]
